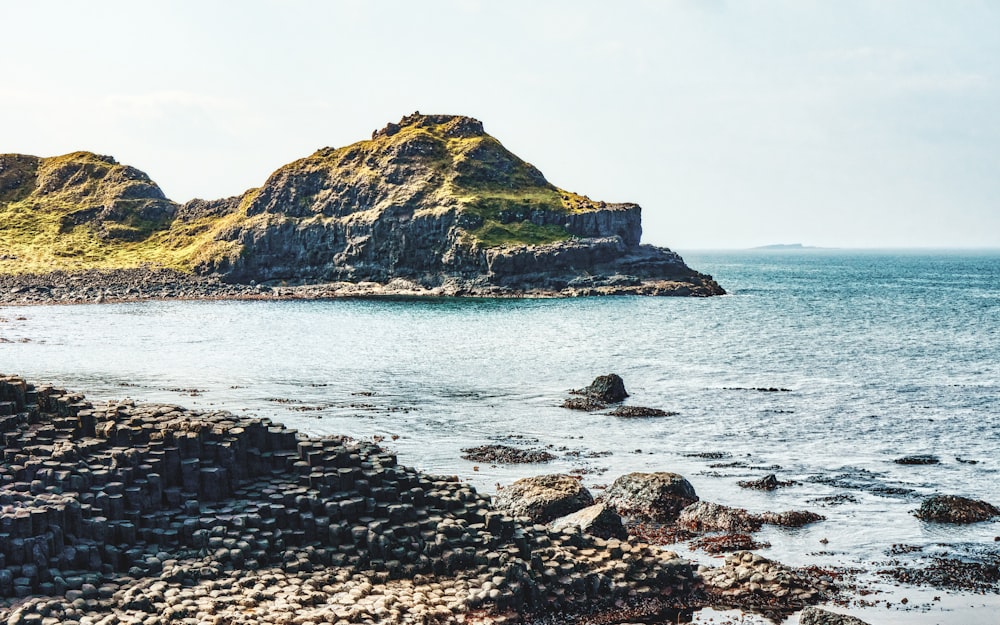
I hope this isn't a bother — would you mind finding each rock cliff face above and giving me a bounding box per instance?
[0,113,724,296]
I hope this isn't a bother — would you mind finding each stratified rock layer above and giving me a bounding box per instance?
[0,375,698,624]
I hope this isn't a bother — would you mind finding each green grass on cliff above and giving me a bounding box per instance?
[470,220,572,248]
[0,115,616,275]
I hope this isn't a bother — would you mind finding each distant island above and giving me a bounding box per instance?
[751,243,821,250]
[0,113,724,303]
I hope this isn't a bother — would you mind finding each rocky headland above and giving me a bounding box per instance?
[0,114,724,304]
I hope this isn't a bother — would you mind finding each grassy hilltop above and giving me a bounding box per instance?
[0,114,608,277]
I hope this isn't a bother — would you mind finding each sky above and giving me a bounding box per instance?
[2,0,998,249]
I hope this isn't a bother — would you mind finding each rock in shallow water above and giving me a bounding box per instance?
[491,473,594,523]
[577,374,629,403]
[914,495,1000,524]
[894,454,940,465]
[799,606,872,625]
[604,472,698,523]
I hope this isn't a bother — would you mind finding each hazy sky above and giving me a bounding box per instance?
[3,1,998,249]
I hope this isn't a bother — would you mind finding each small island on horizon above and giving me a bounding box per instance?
[0,113,723,304]
[750,243,823,250]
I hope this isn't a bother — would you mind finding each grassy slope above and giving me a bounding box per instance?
[0,116,609,276]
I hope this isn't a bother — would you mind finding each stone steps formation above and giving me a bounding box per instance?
[0,374,697,624]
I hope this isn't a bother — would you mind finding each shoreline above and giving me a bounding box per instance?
[0,268,724,307]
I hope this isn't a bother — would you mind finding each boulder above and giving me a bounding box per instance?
[799,607,872,625]
[492,474,594,523]
[549,503,627,540]
[575,374,628,403]
[604,472,698,522]
[677,501,762,533]
[678,501,825,532]
[914,495,999,524]
[758,510,825,527]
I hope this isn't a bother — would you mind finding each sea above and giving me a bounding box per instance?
[2,249,999,624]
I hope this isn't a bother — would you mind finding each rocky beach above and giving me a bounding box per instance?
[0,373,848,625]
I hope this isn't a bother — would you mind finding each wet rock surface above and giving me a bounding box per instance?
[603,472,698,523]
[799,606,872,625]
[0,375,703,624]
[698,551,833,612]
[690,533,770,554]
[460,445,555,464]
[893,454,940,465]
[606,406,676,418]
[678,502,764,533]
[572,375,629,405]
[491,474,594,524]
[737,474,795,491]
[913,495,999,524]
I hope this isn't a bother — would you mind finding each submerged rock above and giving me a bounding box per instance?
[678,501,825,532]
[604,472,698,523]
[914,495,1000,524]
[737,473,791,490]
[492,473,595,523]
[799,606,872,625]
[894,454,940,465]
[460,444,555,464]
[607,405,677,418]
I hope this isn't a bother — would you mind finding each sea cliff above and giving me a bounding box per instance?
[0,114,723,301]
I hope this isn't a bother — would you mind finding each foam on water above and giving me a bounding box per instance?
[2,249,999,623]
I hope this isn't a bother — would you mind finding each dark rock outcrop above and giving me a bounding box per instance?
[460,444,555,464]
[492,474,594,523]
[607,406,676,418]
[604,472,698,523]
[574,374,629,404]
[564,374,631,412]
[894,454,940,465]
[914,495,1000,524]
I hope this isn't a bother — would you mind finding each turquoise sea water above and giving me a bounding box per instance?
[2,249,999,623]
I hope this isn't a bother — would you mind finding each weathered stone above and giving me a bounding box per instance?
[548,504,627,540]
[603,472,698,522]
[492,475,594,524]
[678,501,762,533]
